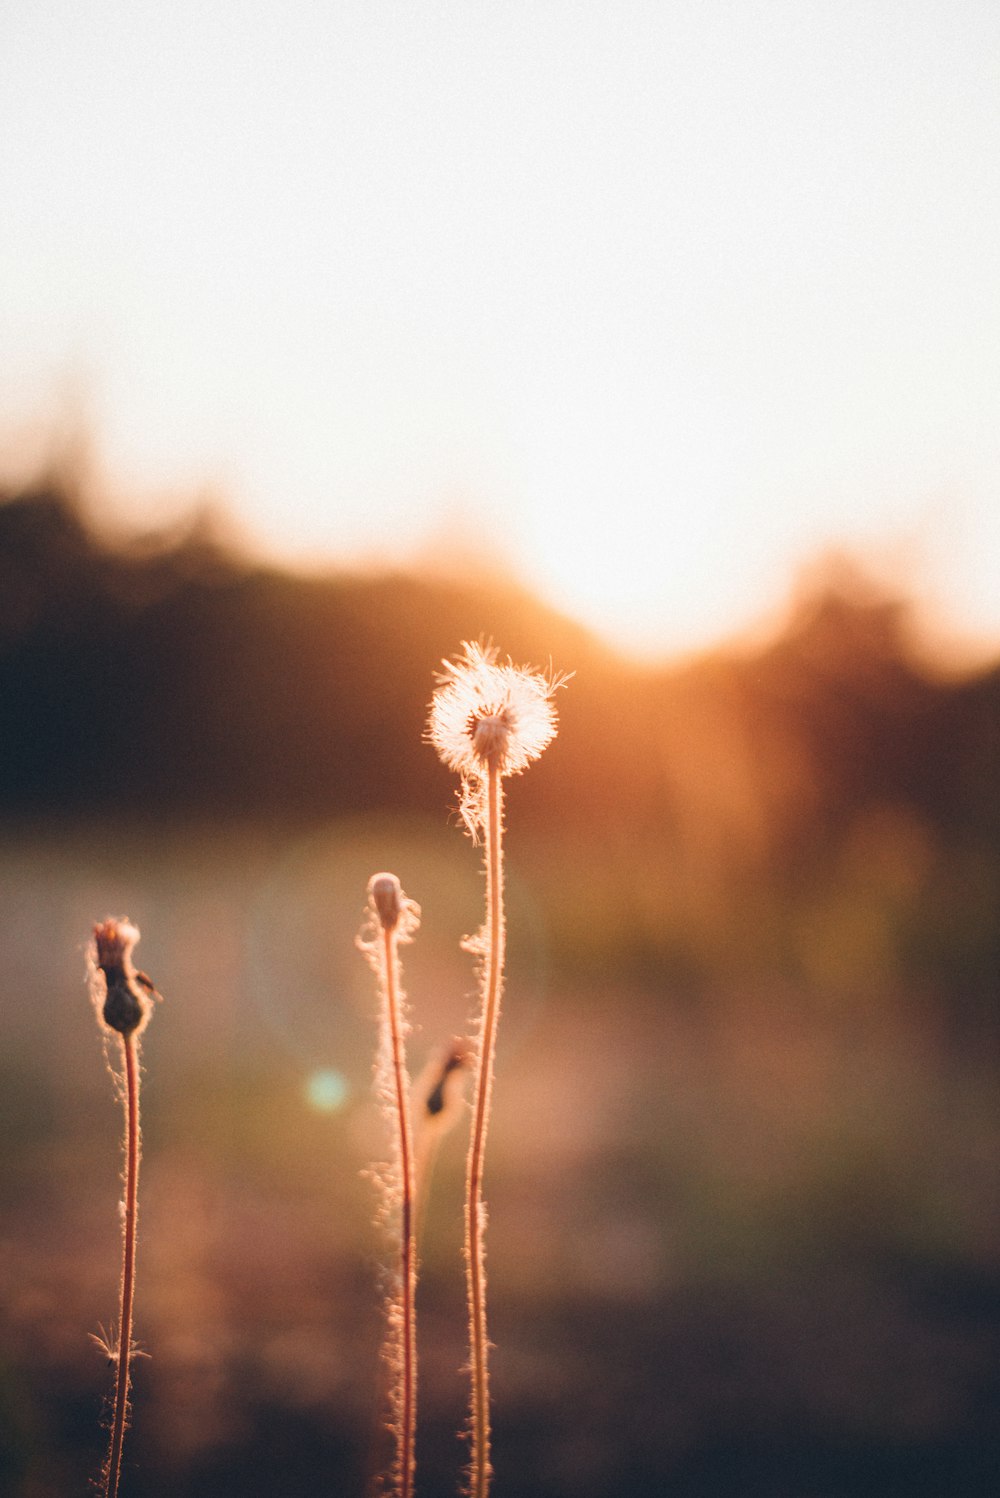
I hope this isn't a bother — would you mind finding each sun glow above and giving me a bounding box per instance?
[2,2,999,658]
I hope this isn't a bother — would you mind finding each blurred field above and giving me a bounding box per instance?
[1,482,999,1495]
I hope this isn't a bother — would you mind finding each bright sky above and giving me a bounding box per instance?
[1,1,999,659]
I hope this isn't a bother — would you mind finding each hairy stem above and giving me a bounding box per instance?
[106,1033,140,1498]
[466,764,505,1498]
[382,922,417,1498]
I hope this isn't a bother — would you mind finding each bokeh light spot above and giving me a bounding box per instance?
[305,1068,349,1113]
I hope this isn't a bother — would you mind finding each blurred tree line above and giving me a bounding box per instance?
[0,479,997,1051]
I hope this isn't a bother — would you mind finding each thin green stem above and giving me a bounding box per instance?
[383,923,417,1498]
[466,764,505,1498]
[106,1033,139,1498]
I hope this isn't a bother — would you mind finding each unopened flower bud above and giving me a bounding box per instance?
[89,918,153,1037]
[370,872,403,931]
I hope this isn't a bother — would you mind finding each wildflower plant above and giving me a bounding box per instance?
[87,918,159,1498]
[357,872,421,1498]
[427,641,567,1497]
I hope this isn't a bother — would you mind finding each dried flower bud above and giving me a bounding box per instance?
[89,918,154,1038]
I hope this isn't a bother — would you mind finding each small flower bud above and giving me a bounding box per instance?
[370,872,403,931]
[102,977,146,1037]
[356,875,419,967]
[89,918,153,1038]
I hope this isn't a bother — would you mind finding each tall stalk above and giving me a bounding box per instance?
[359,873,419,1498]
[465,764,504,1496]
[426,641,566,1496]
[106,1032,140,1498]
[88,918,158,1498]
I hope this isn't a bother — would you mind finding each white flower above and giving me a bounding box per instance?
[427,641,566,836]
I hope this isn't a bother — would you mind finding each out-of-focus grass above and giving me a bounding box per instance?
[1,821,998,1495]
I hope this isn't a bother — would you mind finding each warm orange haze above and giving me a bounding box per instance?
[3,1,1000,661]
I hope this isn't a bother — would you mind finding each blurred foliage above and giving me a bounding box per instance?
[0,477,997,1050]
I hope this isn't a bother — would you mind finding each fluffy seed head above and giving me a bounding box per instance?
[427,641,567,835]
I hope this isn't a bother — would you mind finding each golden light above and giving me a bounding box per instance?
[1,2,998,658]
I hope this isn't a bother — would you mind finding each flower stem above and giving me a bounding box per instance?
[106,1033,140,1498]
[382,921,417,1498]
[466,763,505,1498]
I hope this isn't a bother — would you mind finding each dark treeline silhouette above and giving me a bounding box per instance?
[1,478,998,1039]
[2,479,996,827]
[0,481,598,817]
